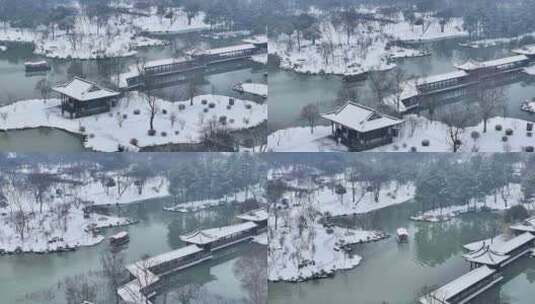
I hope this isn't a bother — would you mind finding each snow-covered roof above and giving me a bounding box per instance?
[126,245,204,275]
[199,44,256,56]
[110,231,128,240]
[180,222,257,245]
[416,70,468,85]
[396,228,409,236]
[144,57,188,68]
[513,44,535,56]
[463,246,510,266]
[321,102,403,133]
[236,208,268,222]
[242,35,267,45]
[524,65,535,76]
[118,278,155,304]
[425,266,497,302]
[463,232,535,266]
[52,77,120,101]
[455,55,528,71]
[510,216,535,233]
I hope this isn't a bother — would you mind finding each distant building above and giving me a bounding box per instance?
[52,77,120,118]
[321,102,403,151]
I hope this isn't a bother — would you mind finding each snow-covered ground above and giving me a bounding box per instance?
[270,10,465,76]
[411,184,534,222]
[132,7,211,35]
[79,175,169,206]
[163,184,264,213]
[269,115,535,152]
[312,182,416,217]
[375,115,535,152]
[0,45,7,52]
[0,93,267,152]
[268,126,348,152]
[459,32,535,49]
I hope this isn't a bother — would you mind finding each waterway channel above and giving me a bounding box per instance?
[268,200,535,304]
[0,197,261,304]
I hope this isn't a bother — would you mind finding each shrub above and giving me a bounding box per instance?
[528,122,533,131]
[178,104,186,111]
[162,109,167,115]
[528,132,533,137]
[402,143,407,148]
[505,128,513,136]
[148,129,156,136]
[122,114,127,119]
[219,116,227,124]
[161,131,167,137]
[495,124,503,131]
[471,131,480,140]
[229,98,235,105]
[174,131,179,135]
[79,126,86,133]
[130,138,138,146]
[201,99,208,105]
[208,102,215,108]
[133,109,141,115]
[421,139,430,147]
[245,103,252,109]
[89,133,94,138]
[203,108,209,113]
[229,118,235,124]
[410,146,417,152]
[227,105,232,110]
[502,136,508,142]
[393,144,399,151]
[525,146,534,152]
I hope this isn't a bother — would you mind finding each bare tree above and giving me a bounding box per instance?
[438,104,479,152]
[475,85,505,133]
[64,274,97,304]
[233,247,267,304]
[300,103,320,134]
[100,249,125,304]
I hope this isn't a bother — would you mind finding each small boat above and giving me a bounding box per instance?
[24,60,51,72]
[396,228,409,243]
[109,231,129,246]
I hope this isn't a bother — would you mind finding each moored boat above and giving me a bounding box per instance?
[109,231,129,246]
[396,228,409,243]
[24,60,51,72]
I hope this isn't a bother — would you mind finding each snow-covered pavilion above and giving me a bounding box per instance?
[52,77,120,118]
[321,102,403,151]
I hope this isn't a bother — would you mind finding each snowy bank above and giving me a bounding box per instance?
[0,93,267,152]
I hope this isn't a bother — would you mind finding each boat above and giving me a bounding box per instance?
[396,228,409,243]
[24,60,51,72]
[109,231,129,246]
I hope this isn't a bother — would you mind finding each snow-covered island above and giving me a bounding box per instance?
[0,84,267,152]
[268,166,413,282]
[0,3,214,60]
[0,166,170,254]
[270,8,465,76]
